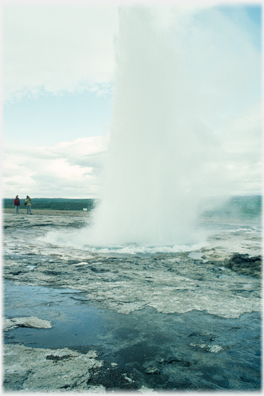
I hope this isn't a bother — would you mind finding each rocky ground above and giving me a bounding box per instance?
[2,210,262,392]
[3,208,90,217]
[4,343,105,392]
[223,253,261,278]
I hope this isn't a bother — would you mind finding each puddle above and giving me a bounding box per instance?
[4,280,109,348]
[188,251,207,261]
[3,280,261,391]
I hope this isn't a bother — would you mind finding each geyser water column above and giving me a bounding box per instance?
[88,6,251,247]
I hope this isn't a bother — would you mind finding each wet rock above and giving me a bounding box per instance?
[46,354,73,362]
[158,356,195,367]
[209,345,224,353]
[189,342,224,353]
[90,266,110,273]
[9,271,23,276]
[187,331,223,353]
[3,344,103,391]
[4,316,52,331]
[87,364,140,391]
[138,385,157,393]
[145,367,160,374]
[2,211,262,392]
[2,246,261,318]
[224,253,261,278]
[188,331,214,342]
[3,212,89,230]
[42,270,64,276]
[3,213,261,317]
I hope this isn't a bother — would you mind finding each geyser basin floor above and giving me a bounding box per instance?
[3,210,261,391]
[4,281,261,391]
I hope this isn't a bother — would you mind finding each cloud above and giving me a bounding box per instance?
[3,104,261,198]
[2,4,261,200]
[213,103,262,195]
[3,5,118,101]
[216,103,262,162]
[3,136,108,198]
[4,3,249,103]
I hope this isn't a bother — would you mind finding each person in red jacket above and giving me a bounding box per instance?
[14,195,20,214]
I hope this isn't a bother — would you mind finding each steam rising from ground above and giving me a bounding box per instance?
[87,6,260,247]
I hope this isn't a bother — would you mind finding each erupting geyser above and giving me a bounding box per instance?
[88,6,259,247]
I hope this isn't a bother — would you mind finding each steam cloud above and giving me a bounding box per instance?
[87,6,260,247]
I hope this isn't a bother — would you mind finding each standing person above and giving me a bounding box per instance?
[14,195,20,214]
[25,195,32,215]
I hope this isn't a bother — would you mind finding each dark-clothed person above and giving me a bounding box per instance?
[14,195,20,214]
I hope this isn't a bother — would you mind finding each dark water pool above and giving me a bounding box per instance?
[4,280,261,391]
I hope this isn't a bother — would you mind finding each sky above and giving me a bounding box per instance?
[2,1,262,199]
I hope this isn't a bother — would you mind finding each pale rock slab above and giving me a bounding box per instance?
[4,344,104,391]
[4,316,52,331]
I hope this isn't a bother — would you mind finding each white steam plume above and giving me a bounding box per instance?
[87,6,260,247]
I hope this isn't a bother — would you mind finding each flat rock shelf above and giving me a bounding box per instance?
[3,211,262,392]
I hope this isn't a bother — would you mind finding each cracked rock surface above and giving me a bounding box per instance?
[3,210,262,391]
[4,343,103,392]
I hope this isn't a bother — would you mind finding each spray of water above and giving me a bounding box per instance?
[87,6,260,247]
